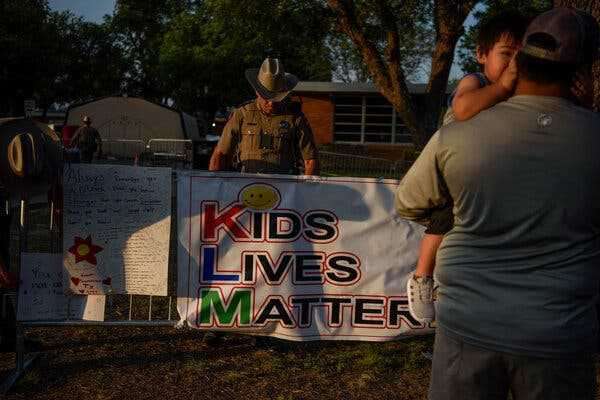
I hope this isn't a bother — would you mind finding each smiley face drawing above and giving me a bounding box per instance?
[239,183,280,211]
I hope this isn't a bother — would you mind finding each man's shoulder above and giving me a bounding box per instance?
[437,103,507,145]
[237,100,258,112]
[233,100,258,119]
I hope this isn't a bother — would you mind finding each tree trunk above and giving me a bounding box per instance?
[327,0,475,148]
[553,0,600,110]
[421,0,475,146]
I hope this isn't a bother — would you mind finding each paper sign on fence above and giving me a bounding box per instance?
[63,164,171,295]
[17,253,105,321]
[177,172,430,341]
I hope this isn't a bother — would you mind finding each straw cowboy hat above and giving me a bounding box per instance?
[245,58,299,102]
[1,118,62,195]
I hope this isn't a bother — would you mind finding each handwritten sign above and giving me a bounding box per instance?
[63,164,171,295]
[17,253,105,321]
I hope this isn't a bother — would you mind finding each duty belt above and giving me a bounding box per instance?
[239,160,299,175]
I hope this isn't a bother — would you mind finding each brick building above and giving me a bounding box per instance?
[292,81,451,159]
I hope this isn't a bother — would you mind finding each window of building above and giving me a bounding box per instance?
[333,95,411,144]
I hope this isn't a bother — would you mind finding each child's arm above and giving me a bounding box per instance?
[414,205,454,277]
[452,58,517,121]
[415,233,444,278]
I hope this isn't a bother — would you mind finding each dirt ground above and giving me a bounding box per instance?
[0,327,433,400]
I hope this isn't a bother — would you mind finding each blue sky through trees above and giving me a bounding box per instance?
[48,0,475,82]
[49,0,115,22]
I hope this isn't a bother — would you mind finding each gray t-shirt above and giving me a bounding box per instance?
[396,95,600,357]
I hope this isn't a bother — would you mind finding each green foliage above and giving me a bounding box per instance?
[159,0,334,112]
[0,1,128,116]
[329,0,435,82]
[47,12,128,105]
[0,0,52,115]
[457,0,552,74]
[0,0,333,117]
[107,0,189,100]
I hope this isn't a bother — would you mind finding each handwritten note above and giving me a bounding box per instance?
[17,253,105,321]
[63,164,171,295]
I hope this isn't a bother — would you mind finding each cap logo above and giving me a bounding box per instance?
[537,113,553,128]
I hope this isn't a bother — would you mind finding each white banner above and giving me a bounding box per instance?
[177,172,430,341]
[63,164,171,295]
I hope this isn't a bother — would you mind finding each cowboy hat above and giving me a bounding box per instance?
[245,58,299,102]
[0,118,62,196]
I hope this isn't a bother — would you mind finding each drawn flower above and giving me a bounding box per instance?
[68,235,104,265]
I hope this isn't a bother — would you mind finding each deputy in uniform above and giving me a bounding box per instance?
[209,57,319,175]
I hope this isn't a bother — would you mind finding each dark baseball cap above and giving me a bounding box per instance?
[520,7,599,65]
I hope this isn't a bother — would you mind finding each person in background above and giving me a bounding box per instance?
[70,115,102,163]
[209,57,319,176]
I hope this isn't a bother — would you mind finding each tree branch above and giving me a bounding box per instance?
[327,0,389,88]
[328,0,424,142]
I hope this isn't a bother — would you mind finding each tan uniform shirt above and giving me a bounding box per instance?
[217,100,318,174]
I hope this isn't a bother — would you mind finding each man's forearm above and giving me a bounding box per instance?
[304,158,319,176]
[209,148,227,171]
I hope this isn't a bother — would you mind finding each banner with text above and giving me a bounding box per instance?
[177,172,430,341]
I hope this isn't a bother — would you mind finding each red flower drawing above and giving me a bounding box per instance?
[68,235,104,265]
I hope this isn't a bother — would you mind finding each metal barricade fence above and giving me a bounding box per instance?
[2,152,415,392]
[320,151,411,180]
[145,139,193,169]
[2,172,180,393]
[100,139,146,164]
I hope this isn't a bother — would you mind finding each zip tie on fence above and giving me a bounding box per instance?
[302,176,323,184]
[128,295,133,321]
[167,296,172,320]
[175,317,189,330]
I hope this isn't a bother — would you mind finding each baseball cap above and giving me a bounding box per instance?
[520,7,599,65]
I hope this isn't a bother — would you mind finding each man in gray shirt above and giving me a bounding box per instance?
[395,8,600,399]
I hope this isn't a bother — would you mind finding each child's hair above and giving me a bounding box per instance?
[477,11,531,56]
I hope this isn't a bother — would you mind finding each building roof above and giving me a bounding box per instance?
[294,81,454,95]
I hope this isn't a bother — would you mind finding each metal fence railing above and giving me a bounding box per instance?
[320,151,411,180]
[2,179,180,393]
[145,139,193,169]
[64,137,195,169]
[101,139,146,162]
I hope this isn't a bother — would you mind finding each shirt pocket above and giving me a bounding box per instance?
[240,125,260,156]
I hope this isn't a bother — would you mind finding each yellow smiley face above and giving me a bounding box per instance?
[240,184,280,210]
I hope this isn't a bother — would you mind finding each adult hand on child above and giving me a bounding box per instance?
[497,56,518,96]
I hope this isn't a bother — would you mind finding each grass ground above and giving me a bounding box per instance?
[0,327,433,400]
[4,182,600,399]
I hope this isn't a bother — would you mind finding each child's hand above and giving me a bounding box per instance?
[497,56,518,95]
[571,68,593,109]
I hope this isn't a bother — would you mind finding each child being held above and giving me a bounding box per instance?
[407,11,531,323]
